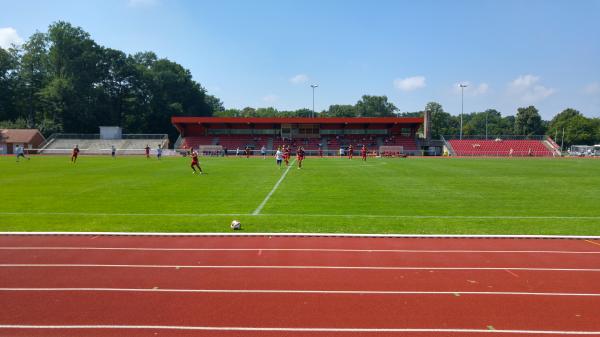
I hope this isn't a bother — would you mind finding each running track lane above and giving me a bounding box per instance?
[3,267,600,293]
[1,235,600,337]
[1,292,600,334]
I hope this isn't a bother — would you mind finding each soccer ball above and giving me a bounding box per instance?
[230,220,241,230]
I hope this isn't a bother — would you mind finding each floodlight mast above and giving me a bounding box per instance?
[459,84,468,140]
[310,84,318,118]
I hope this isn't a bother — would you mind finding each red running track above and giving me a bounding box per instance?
[1,234,600,337]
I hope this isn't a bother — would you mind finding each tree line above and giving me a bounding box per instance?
[216,99,600,147]
[0,21,220,141]
[1,22,598,147]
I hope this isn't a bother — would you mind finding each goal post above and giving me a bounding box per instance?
[378,145,405,157]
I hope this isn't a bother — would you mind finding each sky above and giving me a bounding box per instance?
[1,0,599,119]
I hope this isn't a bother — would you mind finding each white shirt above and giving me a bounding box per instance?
[275,150,283,160]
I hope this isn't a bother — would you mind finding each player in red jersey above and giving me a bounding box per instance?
[283,145,290,167]
[348,144,354,159]
[245,146,251,158]
[296,146,305,169]
[190,150,203,174]
[361,145,367,161]
[145,145,150,159]
[318,146,323,158]
[71,145,80,163]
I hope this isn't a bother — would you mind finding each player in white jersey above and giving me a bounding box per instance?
[275,146,283,168]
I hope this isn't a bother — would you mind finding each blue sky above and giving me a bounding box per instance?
[1,0,599,118]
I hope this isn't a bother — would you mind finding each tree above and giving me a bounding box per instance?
[214,108,241,117]
[425,102,458,139]
[547,108,595,147]
[0,47,19,121]
[240,107,257,117]
[323,104,356,117]
[205,95,225,113]
[18,32,50,127]
[355,95,397,117]
[514,106,545,136]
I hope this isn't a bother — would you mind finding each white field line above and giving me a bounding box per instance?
[1,288,600,297]
[2,232,600,239]
[1,264,600,272]
[0,325,599,335]
[1,211,599,219]
[252,159,296,215]
[1,247,600,255]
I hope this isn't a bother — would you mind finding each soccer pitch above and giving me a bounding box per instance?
[1,155,600,235]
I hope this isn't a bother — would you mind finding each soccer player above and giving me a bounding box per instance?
[297,146,305,169]
[275,146,283,168]
[190,150,203,174]
[71,145,80,163]
[145,145,150,159]
[348,144,354,159]
[111,145,116,158]
[318,146,323,158]
[157,144,162,160]
[283,145,290,167]
[361,145,367,161]
[261,145,267,159]
[15,145,29,162]
[245,146,251,158]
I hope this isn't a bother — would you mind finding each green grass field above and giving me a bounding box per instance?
[1,155,600,235]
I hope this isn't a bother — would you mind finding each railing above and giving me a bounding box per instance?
[49,133,168,140]
[443,135,548,141]
[440,135,455,156]
[451,151,556,157]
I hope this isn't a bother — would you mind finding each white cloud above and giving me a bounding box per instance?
[453,81,489,96]
[0,27,23,49]
[289,74,309,84]
[508,74,556,102]
[262,94,278,103]
[393,76,426,91]
[128,0,158,7]
[584,82,600,95]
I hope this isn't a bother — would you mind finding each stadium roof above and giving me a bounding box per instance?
[171,117,423,125]
[0,129,45,143]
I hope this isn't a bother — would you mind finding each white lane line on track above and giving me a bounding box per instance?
[252,159,296,215]
[0,325,599,335]
[1,211,600,219]
[3,232,600,239]
[1,288,600,297]
[1,264,600,272]
[2,247,600,254]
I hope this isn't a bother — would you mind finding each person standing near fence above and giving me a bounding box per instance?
[111,145,116,158]
[261,145,266,159]
[145,145,150,159]
[15,145,29,162]
[157,144,162,160]
[71,145,80,163]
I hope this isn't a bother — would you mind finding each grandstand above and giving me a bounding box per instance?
[39,133,169,155]
[171,117,423,155]
[444,136,560,157]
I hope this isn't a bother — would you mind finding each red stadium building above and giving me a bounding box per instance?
[171,117,424,155]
